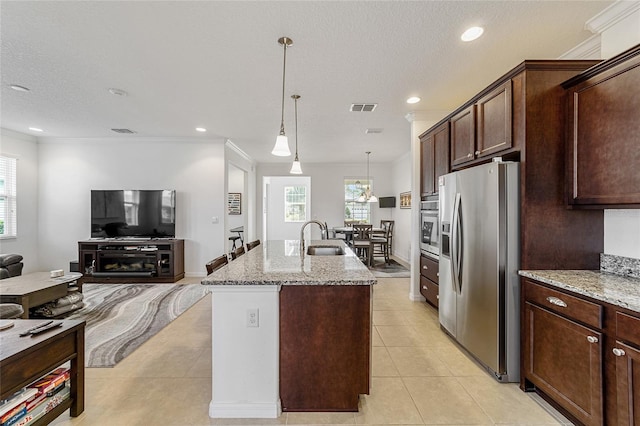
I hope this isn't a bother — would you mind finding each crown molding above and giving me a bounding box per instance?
[225,139,254,163]
[404,110,450,123]
[586,0,640,34]
[559,34,602,59]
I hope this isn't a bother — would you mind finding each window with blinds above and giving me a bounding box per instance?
[284,186,306,222]
[0,156,17,237]
[344,178,371,224]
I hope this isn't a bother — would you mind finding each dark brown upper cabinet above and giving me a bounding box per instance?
[420,122,449,196]
[562,43,640,208]
[450,106,475,167]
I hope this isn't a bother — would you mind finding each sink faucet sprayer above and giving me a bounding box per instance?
[300,220,327,255]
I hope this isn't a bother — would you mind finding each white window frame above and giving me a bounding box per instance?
[0,156,17,238]
[284,186,307,223]
[344,178,371,224]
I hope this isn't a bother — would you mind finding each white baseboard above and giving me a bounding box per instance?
[209,400,282,418]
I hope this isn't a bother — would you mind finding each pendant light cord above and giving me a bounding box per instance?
[294,95,299,159]
[280,42,288,133]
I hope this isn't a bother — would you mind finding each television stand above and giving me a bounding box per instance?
[78,239,184,284]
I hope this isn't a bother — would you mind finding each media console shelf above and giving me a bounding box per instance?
[78,239,184,284]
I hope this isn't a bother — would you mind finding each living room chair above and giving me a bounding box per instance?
[206,254,229,275]
[351,224,373,266]
[0,254,24,280]
[246,240,261,251]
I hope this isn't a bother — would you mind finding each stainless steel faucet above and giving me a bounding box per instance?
[299,220,327,255]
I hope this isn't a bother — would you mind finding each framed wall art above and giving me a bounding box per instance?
[228,193,242,215]
[399,191,411,209]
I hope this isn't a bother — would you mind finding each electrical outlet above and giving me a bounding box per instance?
[247,308,259,327]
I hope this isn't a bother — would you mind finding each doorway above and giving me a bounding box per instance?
[263,176,311,241]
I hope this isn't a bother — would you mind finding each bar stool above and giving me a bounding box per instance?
[228,235,241,252]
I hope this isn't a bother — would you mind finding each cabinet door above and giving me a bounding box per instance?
[434,122,450,185]
[524,302,603,425]
[157,251,174,277]
[476,80,512,158]
[565,49,640,207]
[450,106,475,167]
[614,341,640,425]
[420,133,435,196]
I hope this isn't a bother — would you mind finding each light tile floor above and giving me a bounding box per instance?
[52,276,572,426]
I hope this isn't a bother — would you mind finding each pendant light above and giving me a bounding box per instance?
[358,151,378,203]
[272,37,293,157]
[290,94,303,174]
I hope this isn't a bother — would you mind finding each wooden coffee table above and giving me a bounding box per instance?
[0,272,82,318]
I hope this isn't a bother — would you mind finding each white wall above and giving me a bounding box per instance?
[36,137,227,277]
[0,129,40,272]
[256,161,395,241]
[390,152,412,263]
[227,164,245,234]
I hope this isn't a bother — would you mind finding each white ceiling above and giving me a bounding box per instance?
[1,1,612,164]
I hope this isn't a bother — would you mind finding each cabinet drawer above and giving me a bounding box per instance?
[420,276,439,308]
[616,311,640,347]
[524,279,602,329]
[420,255,439,283]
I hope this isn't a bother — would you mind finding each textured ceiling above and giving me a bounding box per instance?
[0,1,612,164]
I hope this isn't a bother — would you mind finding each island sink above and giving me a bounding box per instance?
[306,245,345,255]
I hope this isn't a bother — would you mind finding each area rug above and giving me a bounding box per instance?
[369,259,411,278]
[62,283,210,368]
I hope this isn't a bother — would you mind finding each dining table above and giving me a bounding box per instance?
[332,226,385,245]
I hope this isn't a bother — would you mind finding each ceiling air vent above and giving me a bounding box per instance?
[365,128,383,134]
[111,128,136,134]
[350,103,377,112]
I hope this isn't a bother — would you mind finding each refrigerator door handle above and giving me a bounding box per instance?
[451,193,462,294]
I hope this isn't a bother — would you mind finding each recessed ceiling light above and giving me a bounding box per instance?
[406,96,421,104]
[10,84,30,92]
[29,127,43,132]
[461,26,484,42]
[108,88,128,96]
[195,127,207,132]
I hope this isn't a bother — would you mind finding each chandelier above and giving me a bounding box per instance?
[357,151,378,203]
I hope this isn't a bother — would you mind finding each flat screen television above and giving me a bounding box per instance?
[378,196,396,208]
[91,190,176,238]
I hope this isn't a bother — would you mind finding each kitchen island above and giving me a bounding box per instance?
[201,239,376,418]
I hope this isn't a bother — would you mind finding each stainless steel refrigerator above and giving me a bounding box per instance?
[438,161,520,382]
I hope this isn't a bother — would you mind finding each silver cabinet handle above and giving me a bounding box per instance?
[587,336,599,344]
[613,348,626,357]
[546,296,567,307]
[467,153,472,158]
[475,150,480,155]
[423,265,428,270]
[422,286,427,290]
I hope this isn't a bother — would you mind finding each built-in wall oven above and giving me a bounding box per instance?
[420,196,439,259]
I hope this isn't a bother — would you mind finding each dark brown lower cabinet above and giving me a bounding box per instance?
[614,341,640,425]
[279,285,371,412]
[524,302,603,425]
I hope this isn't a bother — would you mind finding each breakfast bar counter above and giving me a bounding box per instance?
[202,240,376,418]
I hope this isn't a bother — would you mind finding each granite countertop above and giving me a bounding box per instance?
[202,239,376,286]
[519,270,640,313]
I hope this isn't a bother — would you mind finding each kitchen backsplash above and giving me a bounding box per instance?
[601,253,640,279]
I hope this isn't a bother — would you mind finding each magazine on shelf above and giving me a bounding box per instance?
[11,385,70,426]
[0,389,37,420]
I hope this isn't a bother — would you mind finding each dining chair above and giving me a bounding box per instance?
[380,220,395,256]
[246,239,261,251]
[230,246,245,260]
[205,254,229,275]
[372,221,393,265]
[351,224,373,266]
